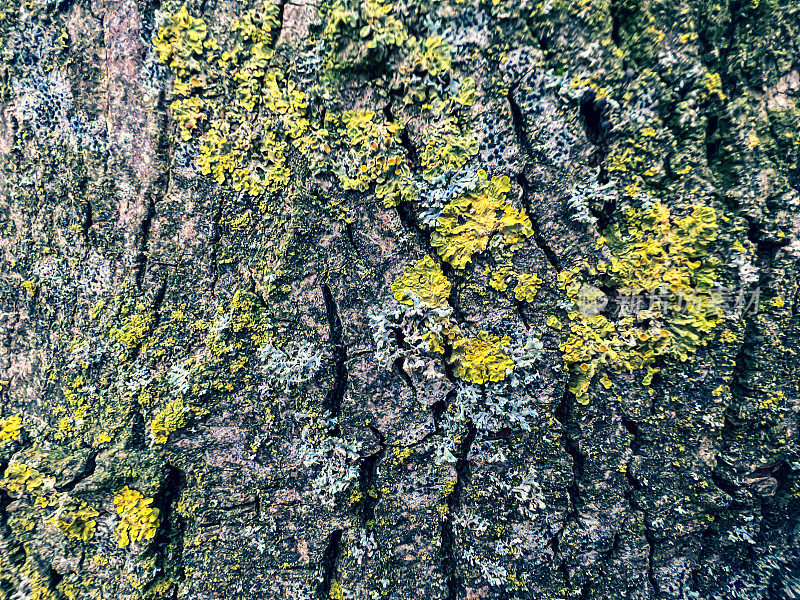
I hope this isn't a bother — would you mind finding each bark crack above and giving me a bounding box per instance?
[516,173,561,270]
[208,196,225,291]
[507,86,532,156]
[442,420,476,600]
[318,529,343,598]
[322,283,348,419]
[357,425,386,525]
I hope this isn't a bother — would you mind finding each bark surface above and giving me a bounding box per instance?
[0,0,798,599]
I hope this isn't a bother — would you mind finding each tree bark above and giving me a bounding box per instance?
[0,0,798,599]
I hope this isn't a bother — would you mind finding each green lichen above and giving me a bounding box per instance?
[155,3,307,196]
[322,0,411,74]
[228,289,271,345]
[416,36,451,78]
[336,109,408,196]
[154,0,479,217]
[420,117,478,181]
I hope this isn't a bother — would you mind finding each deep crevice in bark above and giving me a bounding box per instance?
[507,87,532,155]
[273,0,286,46]
[648,536,660,598]
[579,88,611,146]
[393,354,418,405]
[133,197,157,291]
[357,425,386,525]
[442,421,476,600]
[322,283,347,419]
[152,465,188,590]
[516,173,561,270]
[207,194,225,291]
[127,275,168,364]
[318,529,343,598]
[55,452,97,493]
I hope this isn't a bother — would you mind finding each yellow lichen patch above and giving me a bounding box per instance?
[204,290,271,355]
[0,413,22,443]
[110,306,155,351]
[0,462,53,496]
[431,171,533,270]
[450,331,513,384]
[329,580,344,600]
[557,202,721,404]
[16,561,58,600]
[339,110,407,194]
[152,6,213,77]
[323,0,410,73]
[230,356,248,373]
[151,399,187,444]
[419,117,477,181]
[153,1,470,210]
[546,315,562,330]
[391,255,451,307]
[514,273,543,302]
[196,71,306,195]
[113,487,160,548]
[700,71,726,101]
[441,479,457,497]
[760,390,784,411]
[392,446,413,464]
[601,202,718,294]
[488,247,516,292]
[156,4,309,196]
[49,498,100,541]
[423,315,462,354]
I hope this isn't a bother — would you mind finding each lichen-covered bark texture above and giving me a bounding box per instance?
[0,0,799,598]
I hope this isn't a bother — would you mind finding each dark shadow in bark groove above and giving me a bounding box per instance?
[318,529,343,598]
[442,421,477,600]
[322,283,348,419]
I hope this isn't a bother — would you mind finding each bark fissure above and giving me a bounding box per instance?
[516,173,561,270]
[318,529,343,598]
[208,196,224,290]
[322,283,348,419]
[357,426,386,525]
[507,87,532,155]
[133,197,157,290]
[127,275,168,364]
[442,421,476,600]
[154,465,188,590]
[648,537,659,598]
